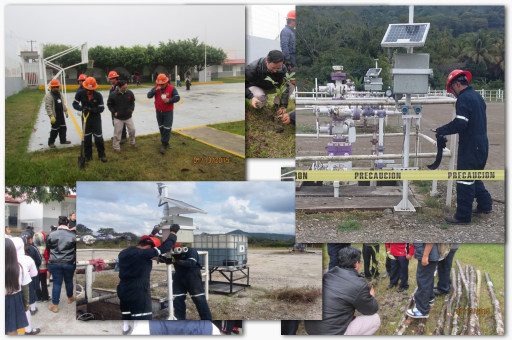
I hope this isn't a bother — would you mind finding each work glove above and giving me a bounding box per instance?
[76,110,82,117]
[65,111,69,118]
[170,224,180,233]
[83,106,91,114]
[151,225,160,236]
[50,116,56,125]
[285,58,292,69]
[158,255,174,265]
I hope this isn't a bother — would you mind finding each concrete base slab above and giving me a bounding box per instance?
[296,186,421,213]
[27,83,244,152]
[177,126,245,157]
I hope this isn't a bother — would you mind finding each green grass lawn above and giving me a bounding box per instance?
[5,90,245,185]
[212,76,245,83]
[320,243,504,335]
[207,120,245,136]
[245,98,295,158]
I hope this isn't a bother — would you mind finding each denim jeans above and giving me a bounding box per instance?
[436,249,458,293]
[327,244,351,270]
[48,263,76,305]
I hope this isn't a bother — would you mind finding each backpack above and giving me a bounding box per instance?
[437,243,453,260]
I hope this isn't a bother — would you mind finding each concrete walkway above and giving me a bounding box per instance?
[177,126,245,158]
[27,83,244,152]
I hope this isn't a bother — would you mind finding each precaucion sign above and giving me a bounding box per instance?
[294,170,505,181]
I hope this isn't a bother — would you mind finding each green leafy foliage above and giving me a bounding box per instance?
[5,186,75,204]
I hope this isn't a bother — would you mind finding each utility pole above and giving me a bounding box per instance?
[204,25,207,82]
[27,40,36,51]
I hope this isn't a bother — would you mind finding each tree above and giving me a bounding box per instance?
[5,186,75,204]
[76,224,93,234]
[194,45,227,73]
[146,44,162,80]
[118,45,149,75]
[459,30,496,70]
[88,45,118,80]
[97,228,115,236]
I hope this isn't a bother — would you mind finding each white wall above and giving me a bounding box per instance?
[19,201,44,231]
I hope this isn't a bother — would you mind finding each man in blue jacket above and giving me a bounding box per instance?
[172,244,212,320]
[435,70,493,224]
[280,10,296,70]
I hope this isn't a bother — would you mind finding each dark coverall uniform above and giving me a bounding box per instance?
[172,247,212,320]
[117,233,177,320]
[110,83,127,139]
[48,91,68,145]
[436,86,493,222]
[73,90,106,160]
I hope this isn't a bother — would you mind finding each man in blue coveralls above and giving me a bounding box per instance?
[435,69,493,224]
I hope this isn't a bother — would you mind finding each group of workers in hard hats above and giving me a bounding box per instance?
[116,223,212,322]
[43,70,181,162]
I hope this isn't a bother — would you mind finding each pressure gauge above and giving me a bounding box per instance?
[385,88,393,97]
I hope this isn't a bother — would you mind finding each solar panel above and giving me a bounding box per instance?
[381,23,430,48]
[366,68,382,77]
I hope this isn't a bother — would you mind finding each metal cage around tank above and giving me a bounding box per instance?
[194,234,248,270]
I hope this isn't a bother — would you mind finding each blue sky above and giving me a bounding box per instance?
[76,182,295,236]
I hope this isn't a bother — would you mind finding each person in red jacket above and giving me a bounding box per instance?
[385,243,414,292]
[147,74,180,154]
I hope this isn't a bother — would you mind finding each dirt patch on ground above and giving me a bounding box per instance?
[295,102,505,243]
[77,248,322,320]
[246,104,295,158]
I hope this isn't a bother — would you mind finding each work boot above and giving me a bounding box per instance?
[120,137,127,144]
[159,144,166,154]
[472,208,492,215]
[397,286,408,293]
[85,157,92,162]
[60,140,71,144]
[67,296,76,304]
[100,157,108,163]
[48,304,58,313]
[386,284,397,290]
[131,143,138,149]
[433,288,447,296]
[444,216,469,225]
[114,149,121,154]
[49,144,56,148]
[122,326,132,336]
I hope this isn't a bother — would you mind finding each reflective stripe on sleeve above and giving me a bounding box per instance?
[456,180,475,185]
[455,115,469,122]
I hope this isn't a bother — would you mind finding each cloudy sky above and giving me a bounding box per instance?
[76,181,295,236]
[4,5,245,60]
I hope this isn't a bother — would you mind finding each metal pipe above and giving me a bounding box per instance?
[446,105,457,210]
[77,260,117,266]
[86,265,93,301]
[296,151,450,162]
[167,264,174,320]
[297,132,439,147]
[296,98,456,105]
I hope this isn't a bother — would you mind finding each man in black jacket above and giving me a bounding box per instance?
[245,50,291,115]
[72,77,108,162]
[107,80,138,153]
[304,246,380,335]
[117,224,180,320]
[172,244,212,320]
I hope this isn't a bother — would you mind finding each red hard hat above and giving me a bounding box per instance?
[446,69,472,93]
[141,235,162,248]
[108,71,120,79]
[286,10,295,20]
[49,79,60,87]
[156,74,169,85]
[78,74,87,81]
[172,243,182,248]
[83,77,98,90]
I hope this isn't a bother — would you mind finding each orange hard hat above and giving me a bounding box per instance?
[446,69,472,93]
[78,74,87,81]
[286,10,295,20]
[49,79,60,87]
[141,235,162,248]
[172,243,183,248]
[156,74,169,85]
[108,71,119,79]
[83,77,98,91]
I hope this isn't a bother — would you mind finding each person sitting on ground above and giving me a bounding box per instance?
[385,243,414,292]
[304,246,380,335]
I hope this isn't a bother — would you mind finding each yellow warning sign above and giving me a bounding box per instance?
[294,170,505,181]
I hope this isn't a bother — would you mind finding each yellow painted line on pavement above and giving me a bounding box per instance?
[174,130,245,159]
[176,124,208,132]
[100,99,185,117]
